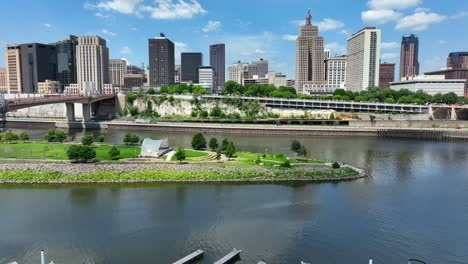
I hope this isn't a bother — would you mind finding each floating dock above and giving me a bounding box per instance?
[214,249,242,264]
[172,250,204,264]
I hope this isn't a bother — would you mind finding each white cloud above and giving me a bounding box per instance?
[291,20,304,26]
[381,42,400,49]
[396,12,447,31]
[362,9,402,24]
[86,0,206,20]
[86,0,143,15]
[381,53,399,60]
[101,29,117,36]
[255,49,266,55]
[451,11,468,19]
[120,46,131,55]
[282,34,297,41]
[95,12,110,18]
[438,40,447,45]
[43,23,52,28]
[202,20,221,33]
[421,56,445,72]
[340,29,350,36]
[316,18,345,31]
[367,0,422,10]
[140,0,206,20]
[325,42,346,55]
[223,32,277,61]
[415,7,430,13]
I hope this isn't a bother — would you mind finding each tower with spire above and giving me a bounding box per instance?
[295,8,326,94]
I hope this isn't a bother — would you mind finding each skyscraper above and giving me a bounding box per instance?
[295,9,325,94]
[248,58,269,78]
[400,34,419,80]
[5,46,22,93]
[325,55,347,88]
[346,27,381,91]
[199,66,216,91]
[149,34,175,86]
[76,35,109,93]
[109,59,127,87]
[210,44,225,89]
[379,62,395,88]
[0,68,7,92]
[447,52,468,69]
[5,43,57,94]
[54,35,78,87]
[181,52,203,83]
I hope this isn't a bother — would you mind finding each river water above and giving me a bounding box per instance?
[0,128,467,264]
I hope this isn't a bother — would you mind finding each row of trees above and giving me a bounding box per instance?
[222,81,297,98]
[331,88,464,105]
[191,133,236,159]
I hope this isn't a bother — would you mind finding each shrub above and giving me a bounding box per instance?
[216,149,222,162]
[19,132,30,141]
[126,93,138,104]
[81,135,94,146]
[108,147,120,160]
[45,130,67,143]
[96,135,105,143]
[255,155,261,165]
[210,105,223,118]
[67,145,96,162]
[147,87,156,95]
[209,137,219,151]
[298,146,308,157]
[191,133,207,150]
[3,132,19,142]
[275,153,285,159]
[281,160,292,168]
[175,148,186,163]
[123,133,140,145]
[290,140,302,153]
[199,110,209,118]
[332,161,341,169]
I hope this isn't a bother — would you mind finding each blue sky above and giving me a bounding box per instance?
[0,0,467,79]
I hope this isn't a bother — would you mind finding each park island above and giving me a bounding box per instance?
[0,130,365,184]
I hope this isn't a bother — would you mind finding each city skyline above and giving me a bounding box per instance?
[0,0,467,80]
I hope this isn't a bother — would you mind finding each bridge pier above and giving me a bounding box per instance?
[82,103,91,122]
[66,103,75,122]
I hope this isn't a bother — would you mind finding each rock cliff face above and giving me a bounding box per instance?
[127,96,336,119]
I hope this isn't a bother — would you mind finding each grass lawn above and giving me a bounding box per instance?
[0,142,140,160]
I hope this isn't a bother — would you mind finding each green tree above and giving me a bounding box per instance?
[19,132,29,141]
[298,146,308,157]
[45,130,67,143]
[108,147,120,160]
[3,132,19,142]
[126,93,138,104]
[210,105,223,118]
[216,149,222,162]
[225,141,236,160]
[81,135,94,146]
[221,138,229,152]
[281,159,292,168]
[67,145,96,162]
[96,135,105,143]
[332,161,341,169]
[147,87,156,95]
[191,133,207,150]
[175,148,186,163]
[209,137,219,151]
[291,140,302,153]
[199,110,209,118]
[123,133,140,145]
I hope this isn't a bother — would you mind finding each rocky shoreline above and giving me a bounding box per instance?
[0,161,366,184]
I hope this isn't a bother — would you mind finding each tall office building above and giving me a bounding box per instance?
[248,58,269,78]
[76,35,109,93]
[210,44,225,89]
[181,52,203,83]
[296,9,326,93]
[54,35,78,87]
[149,34,175,86]
[0,68,7,92]
[5,46,22,93]
[447,52,468,69]
[346,27,381,91]
[379,62,395,88]
[228,61,248,84]
[5,43,57,94]
[400,34,419,80]
[199,66,216,91]
[325,55,347,88]
[109,59,127,87]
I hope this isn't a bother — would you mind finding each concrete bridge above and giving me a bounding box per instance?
[0,93,116,130]
[429,105,468,120]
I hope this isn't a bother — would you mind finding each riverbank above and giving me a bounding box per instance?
[0,161,365,184]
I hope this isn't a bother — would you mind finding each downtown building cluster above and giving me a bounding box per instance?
[293,9,468,98]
